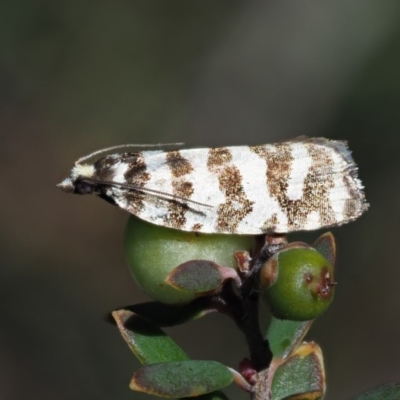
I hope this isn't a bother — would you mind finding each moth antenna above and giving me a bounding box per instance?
[133,186,213,209]
[75,142,185,165]
[81,178,212,209]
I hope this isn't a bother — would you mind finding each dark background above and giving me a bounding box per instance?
[2,2,400,399]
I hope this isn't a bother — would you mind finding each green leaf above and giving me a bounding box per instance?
[313,232,336,268]
[351,382,400,400]
[130,360,235,398]
[266,316,313,358]
[112,309,189,364]
[182,391,230,400]
[165,260,224,293]
[271,342,325,400]
[110,299,216,327]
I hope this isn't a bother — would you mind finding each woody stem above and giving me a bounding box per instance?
[218,244,273,371]
[240,246,273,370]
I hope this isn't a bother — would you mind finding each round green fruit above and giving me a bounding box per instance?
[125,216,255,304]
[260,245,335,321]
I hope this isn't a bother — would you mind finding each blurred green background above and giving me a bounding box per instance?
[2,1,400,399]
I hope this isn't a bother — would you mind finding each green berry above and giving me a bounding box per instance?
[124,216,255,304]
[260,245,335,321]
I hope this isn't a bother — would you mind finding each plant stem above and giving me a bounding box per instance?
[239,243,273,371]
[218,239,274,371]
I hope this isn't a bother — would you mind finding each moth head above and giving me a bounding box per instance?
[57,163,96,195]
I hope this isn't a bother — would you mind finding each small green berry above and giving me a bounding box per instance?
[124,216,255,304]
[260,244,335,320]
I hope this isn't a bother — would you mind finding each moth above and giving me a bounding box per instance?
[57,138,368,235]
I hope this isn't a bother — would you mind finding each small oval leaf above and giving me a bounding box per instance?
[130,360,234,398]
[271,342,325,400]
[266,317,313,359]
[313,232,336,268]
[111,299,216,327]
[351,382,400,400]
[165,260,226,293]
[182,391,230,400]
[112,310,189,364]
[166,260,221,292]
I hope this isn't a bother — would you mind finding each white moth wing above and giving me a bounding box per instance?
[124,149,223,233]
[70,138,367,235]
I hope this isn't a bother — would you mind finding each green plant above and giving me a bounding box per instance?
[110,216,399,399]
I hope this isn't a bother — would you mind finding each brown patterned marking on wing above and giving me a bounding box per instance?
[166,151,194,177]
[342,172,366,221]
[305,144,336,227]
[92,153,149,215]
[122,152,151,214]
[93,154,121,182]
[165,151,194,229]
[262,213,279,232]
[165,180,194,229]
[207,147,232,168]
[124,191,147,215]
[123,153,151,185]
[343,179,358,220]
[207,148,254,233]
[191,223,203,232]
[251,143,336,231]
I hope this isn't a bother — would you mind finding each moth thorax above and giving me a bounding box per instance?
[71,163,96,180]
